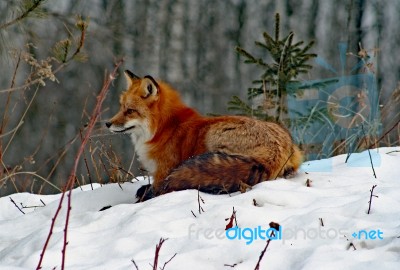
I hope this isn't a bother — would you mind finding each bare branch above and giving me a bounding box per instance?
[36,59,123,270]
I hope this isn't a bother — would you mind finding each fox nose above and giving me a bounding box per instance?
[105,122,112,128]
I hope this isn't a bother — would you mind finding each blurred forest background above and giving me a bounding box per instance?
[1,0,399,196]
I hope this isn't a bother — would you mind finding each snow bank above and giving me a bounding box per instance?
[0,147,399,269]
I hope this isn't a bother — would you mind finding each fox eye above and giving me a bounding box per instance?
[147,84,153,95]
[126,108,136,114]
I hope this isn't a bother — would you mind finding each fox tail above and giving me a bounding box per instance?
[159,151,270,195]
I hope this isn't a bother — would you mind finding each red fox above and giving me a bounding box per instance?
[106,70,302,200]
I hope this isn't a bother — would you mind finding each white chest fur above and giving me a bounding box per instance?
[129,122,157,174]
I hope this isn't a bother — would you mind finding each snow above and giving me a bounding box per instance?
[0,147,399,270]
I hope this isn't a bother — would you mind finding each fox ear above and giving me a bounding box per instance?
[142,75,159,98]
[124,70,140,88]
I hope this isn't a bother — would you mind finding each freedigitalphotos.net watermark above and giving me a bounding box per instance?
[188,224,384,245]
[286,42,382,168]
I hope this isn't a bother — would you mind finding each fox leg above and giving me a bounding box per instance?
[136,184,155,202]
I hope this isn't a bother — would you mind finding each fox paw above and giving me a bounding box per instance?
[136,184,155,202]
[283,167,297,179]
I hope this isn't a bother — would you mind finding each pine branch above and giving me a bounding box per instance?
[52,17,88,63]
[235,46,257,63]
[227,96,253,115]
[301,40,316,54]
[274,13,280,41]
[262,32,275,49]
[291,40,304,48]
[231,12,316,122]
[0,0,46,30]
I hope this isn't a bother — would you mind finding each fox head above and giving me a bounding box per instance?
[105,70,160,142]
[106,70,200,150]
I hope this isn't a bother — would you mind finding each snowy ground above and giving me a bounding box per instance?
[0,147,399,270]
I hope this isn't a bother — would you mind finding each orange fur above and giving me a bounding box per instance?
[106,71,303,196]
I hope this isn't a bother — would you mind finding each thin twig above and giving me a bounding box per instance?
[131,259,139,270]
[9,197,25,214]
[40,199,46,206]
[80,130,94,190]
[254,222,278,270]
[115,165,135,178]
[0,171,61,192]
[386,150,400,154]
[0,121,25,139]
[197,188,205,214]
[3,85,40,155]
[361,125,377,178]
[161,253,177,270]
[368,120,400,149]
[0,51,21,139]
[254,239,272,270]
[224,262,240,268]
[367,184,378,214]
[21,203,45,209]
